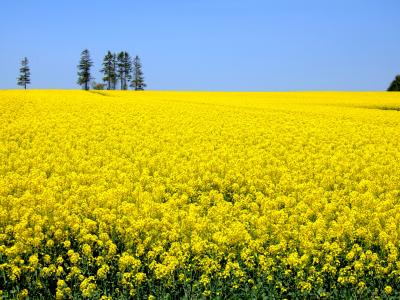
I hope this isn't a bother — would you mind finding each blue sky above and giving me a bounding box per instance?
[1,0,399,91]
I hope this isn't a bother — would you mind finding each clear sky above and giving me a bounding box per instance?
[1,0,399,91]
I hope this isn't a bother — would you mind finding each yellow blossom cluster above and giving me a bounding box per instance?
[0,90,400,298]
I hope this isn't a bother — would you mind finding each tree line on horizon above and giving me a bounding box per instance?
[16,55,400,91]
[16,49,146,91]
[77,49,146,91]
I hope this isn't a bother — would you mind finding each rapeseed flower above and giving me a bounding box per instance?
[0,90,400,298]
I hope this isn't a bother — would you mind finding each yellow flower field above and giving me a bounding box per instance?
[0,90,400,299]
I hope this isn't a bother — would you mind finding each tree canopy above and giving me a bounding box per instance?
[387,75,400,91]
[17,57,31,90]
[77,49,93,90]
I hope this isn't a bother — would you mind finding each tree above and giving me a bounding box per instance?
[387,75,400,91]
[123,52,132,89]
[17,57,31,90]
[101,51,116,90]
[116,51,132,90]
[112,53,117,90]
[116,52,125,90]
[131,55,146,91]
[77,49,93,90]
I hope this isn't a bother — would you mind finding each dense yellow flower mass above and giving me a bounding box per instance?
[0,90,400,299]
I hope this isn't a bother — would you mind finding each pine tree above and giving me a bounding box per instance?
[387,75,400,91]
[116,52,125,90]
[123,52,132,90]
[112,53,117,90]
[77,49,93,90]
[116,51,132,90]
[131,55,146,91]
[17,57,31,90]
[100,51,115,90]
